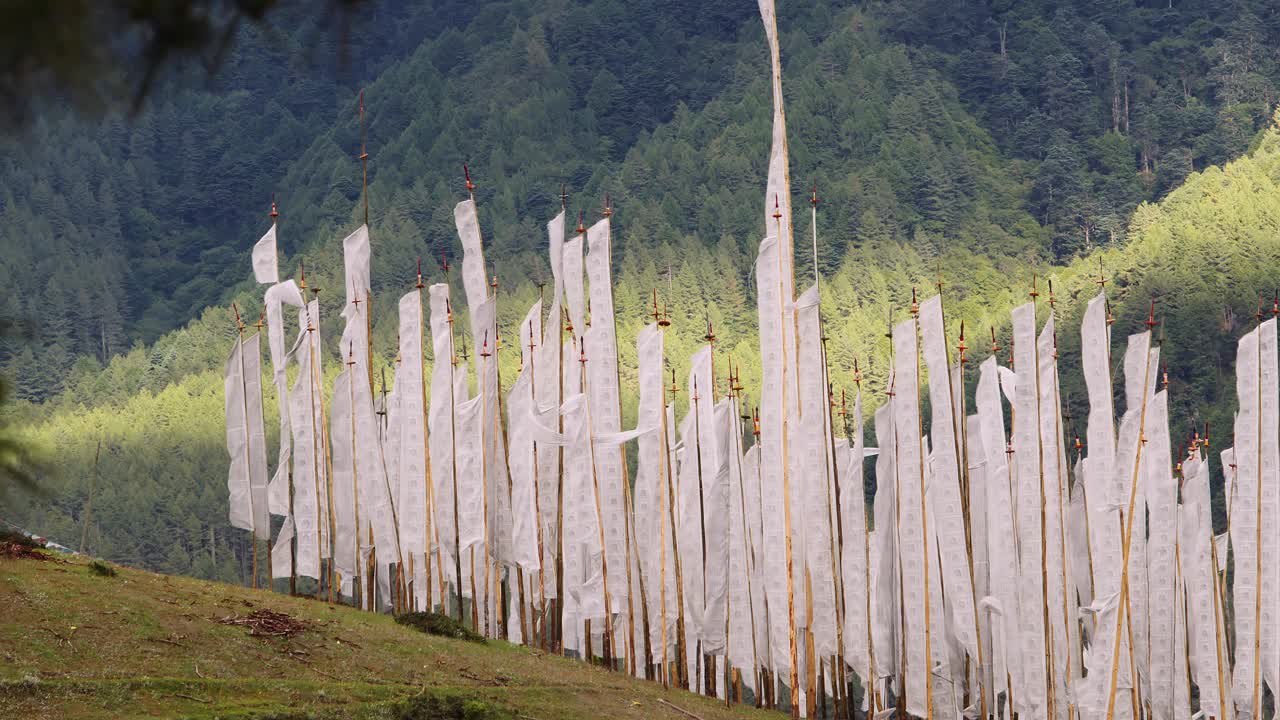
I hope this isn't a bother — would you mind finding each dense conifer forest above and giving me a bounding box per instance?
[4,0,1280,581]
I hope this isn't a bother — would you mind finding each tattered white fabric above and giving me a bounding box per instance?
[339,243,402,574]
[976,358,1019,711]
[795,285,836,657]
[700,397,731,656]
[330,370,358,592]
[726,396,759,683]
[585,217,629,612]
[1010,302,1047,719]
[918,296,980,664]
[454,393,485,552]
[756,232,795,676]
[893,318,930,719]
[287,301,327,580]
[252,222,279,284]
[743,441,770,670]
[427,285,459,576]
[342,225,370,307]
[562,232,586,342]
[1257,319,1279,704]
[1180,452,1230,720]
[633,323,668,655]
[271,516,294,579]
[264,279,304,517]
[1232,326,1263,716]
[1078,299,1130,720]
[1037,315,1074,720]
[225,333,271,537]
[507,301,544,572]
[393,291,429,558]
[966,410,992,706]
[1145,390,1177,720]
[535,212,565,588]
[841,392,871,684]
[871,402,900,682]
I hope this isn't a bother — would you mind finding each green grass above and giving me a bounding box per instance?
[0,552,774,719]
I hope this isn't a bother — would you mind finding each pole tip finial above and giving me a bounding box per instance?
[810,182,818,208]
[603,193,613,218]
[270,194,278,220]
[576,211,586,234]
[464,164,474,195]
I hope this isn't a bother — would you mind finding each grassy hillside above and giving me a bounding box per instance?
[0,550,772,719]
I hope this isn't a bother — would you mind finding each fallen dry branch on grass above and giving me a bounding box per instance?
[163,692,211,704]
[656,698,706,720]
[214,608,308,638]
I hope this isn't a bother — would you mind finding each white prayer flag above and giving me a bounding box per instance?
[252,223,278,284]
[893,318,930,719]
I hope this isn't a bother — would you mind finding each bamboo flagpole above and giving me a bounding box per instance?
[1047,283,1078,720]
[440,263,466,622]
[254,311,275,587]
[416,260,441,614]
[664,364,690,690]
[525,317,550,648]
[231,303,259,590]
[1103,301,1160,720]
[770,198,802,719]
[811,183,851,720]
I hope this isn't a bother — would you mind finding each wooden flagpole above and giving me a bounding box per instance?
[664,363,690,690]
[651,293,673,688]
[1026,277,1057,720]
[441,260,466,623]
[729,365,764,709]
[908,289,935,720]
[1204,432,1230,720]
[852,367,880,717]
[254,309,274,590]
[525,316,548,648]
[936,270,990,720]
[232,303,259,590]
[300,269,331,602]
[417,259,440,614]
[272,199,299,597]
[344,342,365,609]
[751,404,774,708]
[772,198,801,719]
[601,198,645,676]
[578,334,618,667]
[1103,298,1159,720]
[811,183,851,719]
[1047,282,1077,720]
[490,299,526,643]
[553,191,568,654]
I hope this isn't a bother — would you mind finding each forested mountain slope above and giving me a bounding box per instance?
[5,0,1280,580]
